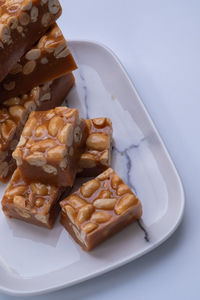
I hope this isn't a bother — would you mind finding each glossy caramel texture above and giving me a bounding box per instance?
[0,73,75,183]
[78,118,112,177]
[0,0,62,83]
[60,168,143,251]
[1,168,64,229]
[13,107,87,186]
[0,23,77,100]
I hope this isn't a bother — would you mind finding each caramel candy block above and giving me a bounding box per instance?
[0,23,77,100]
[78,118,112,177]
[1,168,64,229]
[60,168,142,251]
[0,73,75,183]
[13,107,87,186]
[0,0,62,82]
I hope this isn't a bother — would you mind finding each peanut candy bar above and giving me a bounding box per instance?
[60,168,142,251]
[78,118,112,177]
[0,23,77,100]
[0,73,75,183]
[1,168,64,229]
[0,0,62,82]
[13,107,87,186]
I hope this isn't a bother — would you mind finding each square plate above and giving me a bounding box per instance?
[0,40,185,296]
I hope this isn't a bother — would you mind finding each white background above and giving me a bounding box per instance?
[1,0,199,299]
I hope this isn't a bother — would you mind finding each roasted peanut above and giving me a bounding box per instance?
[30,86,40,104]
[42,164,57,174]
[41,12,51,27]
[8,16,18,30]
[22,116,37,137]
[23,60,36,75]
[30,183,48,196]
[45,110,55,120]
[0,24,11,44]
[74,126,82,144]
[48,0,60,14]
[68,195,87,209]
[115,194,138,215]
[40,93,51,102]
[59,158,67,169]
[100,150,110,166]
[17,135,26,147]
[58,123,73,146]
[30,139,57,152]
[93,198,116,210]
[117,184,132,196]
[97,168,114,181]
[9,105,26,120]
[92,118,106,128]
[1,120,16,141]
[35,214,48,224]
[19,12,30,26]
[79,153,97,169]
[26,152,46,166]
[86,133,109,151]
[72,225,87,246]
[111,173,123,189]
[91,211,111,223]
[25,49,41,60]
[15,208,31,219]
[82,222,98,234]
[80,179,100,198]
[30,6,39,22]
[35,124,48,137]
[6,185,27,198]
[63,205,76,223]
[47,145,66,161]
[12,148,23,166]
[98,190,111,199]
[24,100,36,113]
[55,46,69,59]
[48,115,64,137]
[54,44,65,57]
[35,198,45,208]
[77,204,94,224]
[13,195,26,208]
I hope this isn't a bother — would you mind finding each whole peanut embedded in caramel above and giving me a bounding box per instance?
[12,106,87,187]
[78,118,112,177]
[60,168,143,251]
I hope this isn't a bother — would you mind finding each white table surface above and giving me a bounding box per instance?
[1,0,199,298]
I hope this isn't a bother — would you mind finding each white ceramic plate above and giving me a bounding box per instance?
[0,40,185,296]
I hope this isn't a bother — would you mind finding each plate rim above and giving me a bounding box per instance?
[0,39,185,296]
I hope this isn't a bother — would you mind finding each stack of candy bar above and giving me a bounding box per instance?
[0,1,143,251]
[0,0,77,182]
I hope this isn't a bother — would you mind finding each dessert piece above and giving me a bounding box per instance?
[0,23,77,100]
[0,0,62,82]
[60,168,143,251]
[0,73,75,183]
[78,118,112,177]
[1,168,64,229]
[13,107,87,186]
